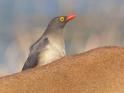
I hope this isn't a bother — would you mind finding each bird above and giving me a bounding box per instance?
[22,15,76,71]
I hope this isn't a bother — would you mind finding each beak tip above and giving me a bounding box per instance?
[67,14,76,21]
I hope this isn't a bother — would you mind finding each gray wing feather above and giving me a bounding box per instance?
[22,53,39,70]
[22,37,49,71]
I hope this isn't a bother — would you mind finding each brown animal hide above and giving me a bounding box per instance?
[0,46,124,93]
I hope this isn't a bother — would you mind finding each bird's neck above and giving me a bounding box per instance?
[46,27,65,51]
[46,27,64,41]
[49,29,65,46]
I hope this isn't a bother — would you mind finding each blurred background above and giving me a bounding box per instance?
[0,0,124,76]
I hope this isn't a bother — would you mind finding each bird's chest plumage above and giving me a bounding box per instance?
[38,41,65,66]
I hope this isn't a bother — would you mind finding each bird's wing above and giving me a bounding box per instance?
[22,37,49,71]
[22,53,39,71]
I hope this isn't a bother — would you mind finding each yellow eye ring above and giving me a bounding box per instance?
[59,17,65,22]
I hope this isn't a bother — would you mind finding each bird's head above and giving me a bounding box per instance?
[47,15,76,29]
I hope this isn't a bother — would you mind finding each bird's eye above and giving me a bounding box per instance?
[59,17,65,22]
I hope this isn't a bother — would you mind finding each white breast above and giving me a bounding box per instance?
[38,43,65,66]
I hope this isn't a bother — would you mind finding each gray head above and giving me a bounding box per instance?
[47,15,76,29]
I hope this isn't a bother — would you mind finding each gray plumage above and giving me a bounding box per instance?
[22,15,75,71]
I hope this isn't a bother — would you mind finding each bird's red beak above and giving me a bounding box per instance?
[66,15,76,21]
